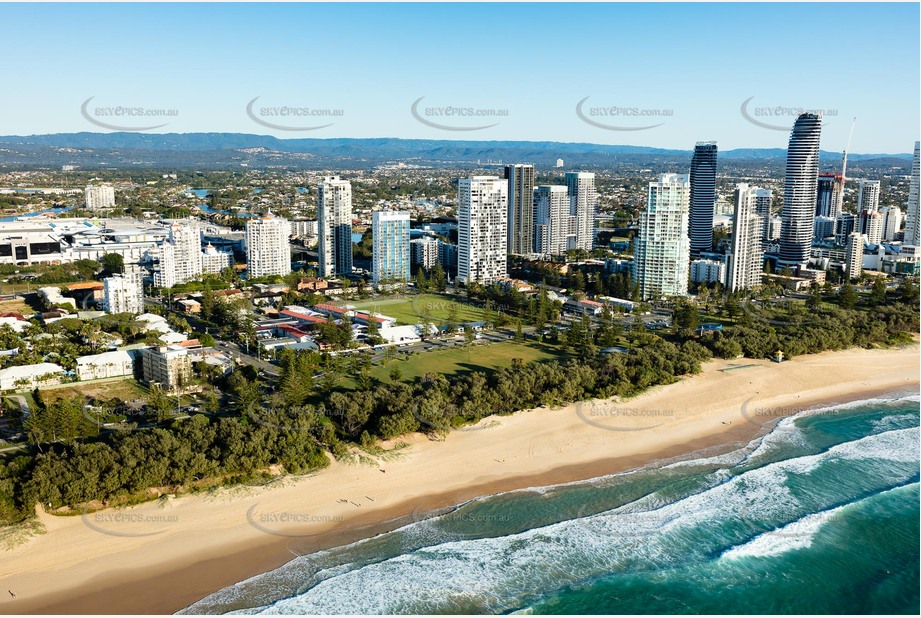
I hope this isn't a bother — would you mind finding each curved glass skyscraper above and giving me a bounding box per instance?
[689,141,718,255]
[779,113,822,267]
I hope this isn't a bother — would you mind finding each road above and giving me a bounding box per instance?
[213,340,280,376]
[145,296,280,377]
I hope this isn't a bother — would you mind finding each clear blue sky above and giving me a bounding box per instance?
[2,2,918,153]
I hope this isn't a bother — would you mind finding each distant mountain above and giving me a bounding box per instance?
[0,133,912,170]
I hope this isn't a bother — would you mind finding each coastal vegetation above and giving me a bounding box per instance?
[0,281,917,527]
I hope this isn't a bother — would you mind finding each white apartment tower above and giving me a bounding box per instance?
[154,223,203,289]
[778,113,822,268]
[845,232,863,280]
[458,176,508,285]
[246,213,291,278]
[857,179,881,213]
[633,173,691,300]
[727,183,766,292]
[881,206,903,242]
[410,237,439,270]
[565,172,597,251]
[751,188,774,242]
[862,211,884,245]
[103,271,143,315]
[690,258,725,285]
[85,184,116,209]
[141,346,192,392]
[372,211,410,284]
[317,176,353,278]
[201,243,234,274]
[904,141,920,246]
[533,185,571,256]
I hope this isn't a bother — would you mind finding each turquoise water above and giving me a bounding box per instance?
[0,206,71,222]
[181,393,920,615]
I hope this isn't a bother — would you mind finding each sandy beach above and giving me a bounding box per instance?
[2,344,918,615]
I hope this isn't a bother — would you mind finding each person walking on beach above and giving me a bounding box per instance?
[8,591,15,599]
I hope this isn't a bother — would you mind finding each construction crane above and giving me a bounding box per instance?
[840,117,857,214]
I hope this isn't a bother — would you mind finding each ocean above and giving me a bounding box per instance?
[181,393,920,615]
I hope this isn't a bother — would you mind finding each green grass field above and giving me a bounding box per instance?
[349,294,491,326]
[0,297,37,316]
[345,339,566,387]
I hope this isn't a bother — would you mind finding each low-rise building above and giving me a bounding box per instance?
[279,307,330,326]
[378,324,423,345]
[296,277,328,292]
[798,268,826,285]
[188,347,234,376]
[201,243,234,274]
[177,298,202,314]
[0,312,30,333]
[565,298,605,315]
[66,281,105,308]
[690,258,726,285]
[38,286,76,310]
[252,283,289,295]
[213,288,244,303]
[0,362,65,390]
[76,350,135,381]
[596,296,636,312]
[494,277,534,293]
[761,273,813,292]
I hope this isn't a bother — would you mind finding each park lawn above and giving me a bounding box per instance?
[0,282,55,294]
[0,296,38,316]
[697,312,738,327]
[350,294,491,326]
[39,378,149,403]
[3,392,38,413]
[343,339,567,388]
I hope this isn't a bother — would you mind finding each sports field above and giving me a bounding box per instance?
[348,339,566,386]
[349,294,491,326]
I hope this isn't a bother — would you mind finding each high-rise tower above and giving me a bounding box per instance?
[778,113,822,267]
[689,142,718,256]
[903,141,920,246]
[504,164,535,255]
[457,176,508,285]
[317,176,353,277]
[564,172,597,252]
[633,173,691,300]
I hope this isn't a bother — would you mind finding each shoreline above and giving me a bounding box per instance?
[2,344,918,615]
